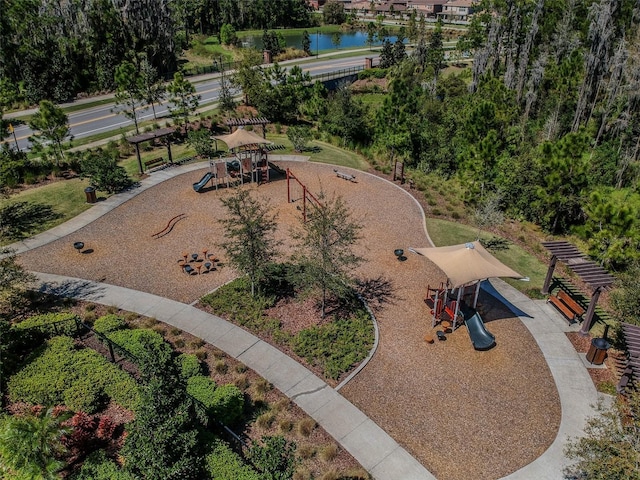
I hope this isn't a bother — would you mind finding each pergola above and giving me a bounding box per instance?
[541,241,615,335]
[618,323,640,393]
[224,117,270,138]
[127,127,176,174]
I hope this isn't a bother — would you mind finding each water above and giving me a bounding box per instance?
[243,31,402,53]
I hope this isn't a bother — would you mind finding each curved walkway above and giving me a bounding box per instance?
[9,159,600,479]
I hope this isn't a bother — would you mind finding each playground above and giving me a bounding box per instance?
[17,161,560,480]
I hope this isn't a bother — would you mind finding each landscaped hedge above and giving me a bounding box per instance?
[93,314,127,334]
[8,336,139,413]
[15,312,80,336]
[74,450,136,480]
[178,353,202,379]
[187,376,244,426]
[205,439,260,480]
[293,309,374,380]
[106,328,169,360]
[200,279,275,328]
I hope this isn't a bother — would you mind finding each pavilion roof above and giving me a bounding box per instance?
[126,127,176,145]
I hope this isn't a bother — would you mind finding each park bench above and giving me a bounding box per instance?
[547,289,585,323]
[144,157,167,171]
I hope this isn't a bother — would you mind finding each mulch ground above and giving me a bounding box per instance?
[18,161,561,480]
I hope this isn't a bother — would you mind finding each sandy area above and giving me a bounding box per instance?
[18,161,560,480]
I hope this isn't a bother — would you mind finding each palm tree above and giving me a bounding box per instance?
[0,407,71,479]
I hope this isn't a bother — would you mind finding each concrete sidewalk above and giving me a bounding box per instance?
[484,279,600,479]
[35,272,432,480]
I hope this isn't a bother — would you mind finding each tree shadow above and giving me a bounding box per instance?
[354,275,397,313]
[0,201,61,240]
[38,279,107,303]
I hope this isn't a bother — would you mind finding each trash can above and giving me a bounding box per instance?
[84,186,97,204]
[586,337,611,365]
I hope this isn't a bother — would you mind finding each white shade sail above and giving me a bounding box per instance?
[412,241,524,288]
[214,128,273,150]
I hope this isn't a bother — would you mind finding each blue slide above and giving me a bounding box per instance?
[193,172,213,192]
[465,312,496,351]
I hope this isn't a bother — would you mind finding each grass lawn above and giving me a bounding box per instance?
[266,133,369,170]
[0,178,93,245]
[425,217,548,297]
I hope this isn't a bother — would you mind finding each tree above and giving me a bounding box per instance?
[366,22,376,50]
[331,32,342,50]
[167,72,201,132]
[611,261,640,326]
[220,23,237,46]
[139,58,166,121]
[219,189,280,297]
[0,407,72,480]
[293,192,363,318]
[113,61,143,135]
[28,101,70,166]
[187,129,215,158]
[534,131,590,232]
[218,71,237,113]
[407,10,418,41]
[323,1,346,25]
[287,125,312,152]
[564,392,640,479]
[232,50,264,106]
[302,30,312,56]
[122,342,205,480]
[79,149,132,194]
[379,39,395,68]
[322,84,369,146]
[0,247,35,317]
[426,18,445,80]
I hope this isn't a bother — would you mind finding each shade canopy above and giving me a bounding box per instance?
[412,241,524,288]
[214,128,273,150]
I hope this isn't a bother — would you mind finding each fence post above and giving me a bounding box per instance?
[286,169,291,203]
[108,341,116,363]
[303,186,307,222]
[53,322,59,335]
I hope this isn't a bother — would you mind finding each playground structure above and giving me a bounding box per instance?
[192,153,271,193]
[286,168,322,222]
[414,241,523,350]
[425,283,496,350]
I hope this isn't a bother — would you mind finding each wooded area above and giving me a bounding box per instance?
[0,0,313,102]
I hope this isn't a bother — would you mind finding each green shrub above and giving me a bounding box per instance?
[187,375,217,409]
[211,384,244,426]
[75,450,136,480]
[106,328,169,360]
[178,353,202,379]
[93,314,126,334]
[200,279,275,329]
[15,312,79,336]
[293,310,374,380]
[205,439,260,480]
[187,377,244,425]
[8,336,139,412]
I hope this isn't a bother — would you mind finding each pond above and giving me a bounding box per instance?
[243,30,404,53]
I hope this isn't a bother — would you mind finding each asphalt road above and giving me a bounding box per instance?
[4,52,379,152]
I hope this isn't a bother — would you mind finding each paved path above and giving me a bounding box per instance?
[35,272,431,480]
[483,279,600,479]
[9,160,602,479]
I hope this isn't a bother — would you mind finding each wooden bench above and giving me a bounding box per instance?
[547,290,585,322]
[144,157,167,171]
